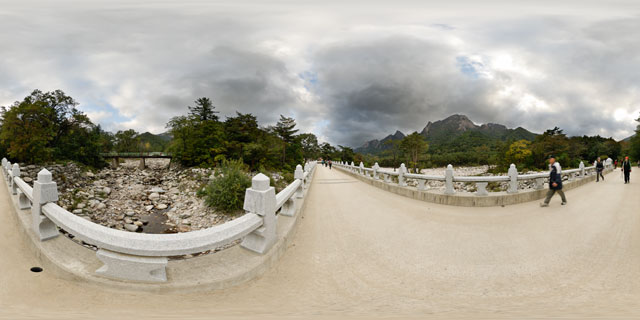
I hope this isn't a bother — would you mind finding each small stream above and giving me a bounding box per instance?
[138,208,172,234]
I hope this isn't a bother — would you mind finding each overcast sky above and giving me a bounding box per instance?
[1,0,639,146]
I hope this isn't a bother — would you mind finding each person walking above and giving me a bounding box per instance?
[328,160,332,170]
[622,156,632,184]
[541,155,567,207]
[595,157,605,182]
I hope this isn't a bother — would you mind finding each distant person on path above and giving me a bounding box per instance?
[595,157,605,182]
[614,159,618,169]
[541,155,567,207]
[622,156,632,184]
[328,160,332,170]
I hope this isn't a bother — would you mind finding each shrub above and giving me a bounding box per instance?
[282,172,294,183]
[203,159,251,213]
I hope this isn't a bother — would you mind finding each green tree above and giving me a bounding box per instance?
[0,89,104,166]
[114,129,140,152]
[382,139,401,170]
[630,115,640,161]
[274,115,299,165]
[319,142,336,159]
[530,127,570,169]
[224,112,262,169]
[400,132,429,172]
[338,145,355,163]
[299,133,320,160]
[188,97,219,122]
[505,140,532,167]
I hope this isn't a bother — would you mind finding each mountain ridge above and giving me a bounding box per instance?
[355,114,537,154]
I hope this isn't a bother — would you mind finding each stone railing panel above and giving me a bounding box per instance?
[333,160,607,203]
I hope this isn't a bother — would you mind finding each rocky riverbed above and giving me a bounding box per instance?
[16,159,256,236]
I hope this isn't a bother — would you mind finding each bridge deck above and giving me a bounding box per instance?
[101,152,172,159]
[1,166,639,318]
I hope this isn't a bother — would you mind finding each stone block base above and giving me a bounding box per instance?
[96,249,168,282]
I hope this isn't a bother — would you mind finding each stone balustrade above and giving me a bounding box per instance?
[333,159,611,198]
[1,157,316,282]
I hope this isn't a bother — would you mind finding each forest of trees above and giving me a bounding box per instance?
[0,90,354,173]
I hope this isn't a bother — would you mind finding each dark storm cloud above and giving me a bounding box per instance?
[159,46,302,125]
[312,36,504,146]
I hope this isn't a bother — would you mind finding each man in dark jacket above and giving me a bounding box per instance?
[541,156,567,207]
[595,157,605,182]
[622,156,632,184]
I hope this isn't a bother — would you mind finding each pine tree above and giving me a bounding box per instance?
[274,115,299,165]
[188,97,219,122]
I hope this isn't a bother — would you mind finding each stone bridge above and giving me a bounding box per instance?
[1,159,639,318]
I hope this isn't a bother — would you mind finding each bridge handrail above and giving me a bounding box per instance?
[1,156,317,282]
[332,159,610,195]
[405,173,444,181]
[42,203,262,256]
[276,179,302,210]
[14,177,34,201]
[454,176,510,182]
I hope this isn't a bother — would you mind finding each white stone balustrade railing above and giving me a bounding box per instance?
[1,157,317,283]
[334,159,610,196]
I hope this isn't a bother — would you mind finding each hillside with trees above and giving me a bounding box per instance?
[0,90,354,174]
[355,115,631,172]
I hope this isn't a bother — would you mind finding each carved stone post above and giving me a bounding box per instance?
[579,161,585,177]
[350,162,355,172]
[10,163,20,195]
[507,164,518,194]
[398,163,407,187]
[373,162,380,180]
[4,161,11,185]
[1,158,7,181]
[294,164,304,199]
[241,173,277,254]
[31,169,60,241]
[444,164,455,195]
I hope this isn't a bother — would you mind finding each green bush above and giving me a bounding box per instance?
[203,159,251,213]
[282,172,294,183]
